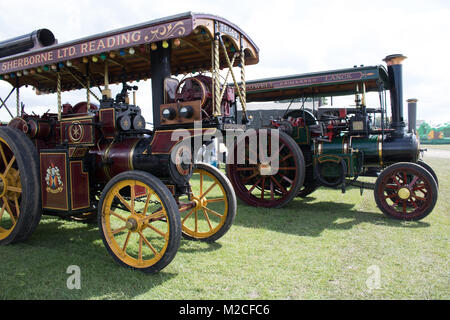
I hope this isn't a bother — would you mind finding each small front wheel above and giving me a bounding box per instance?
[179,163,236,242]
[98,171,181,273]
[374,162,438,221]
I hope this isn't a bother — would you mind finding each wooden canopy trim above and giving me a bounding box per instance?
[0,12,259,93]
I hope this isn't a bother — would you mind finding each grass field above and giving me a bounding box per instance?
[0,153,448,300]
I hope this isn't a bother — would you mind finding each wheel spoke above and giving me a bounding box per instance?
[385,193,397,200]
[0,202,6,222]
[194,210,198,233]
[270,176,287,194]
[110,210,127,222]
[206,197,225,203]
[270,180,275,200]
[201,208,213,231]
[145,222,167,238]
[203,206,223,218]
[412,194,426,201]
[236,166,257,171]
[0,143,8,167]
[280,174,293,185]
[13,196,19,217]
[270,143,286,160]
[130,184,135,214]
[260,177,266,200]
[181,208,195,224]
[6,186,22,193]
[114,191,132,212]
[410,199,418,209]
[408,176,419,188]
[242,171,259,184]
[3,156,15,176]
[138,236,143,262]
[248,177,262,193]
[141,189,153,215]
[280,154,293,162]
[112,225,128,235]
[138,231,159,257]
[3,198,15,224]
[392,175,402,186]
[201,181,217,198]
[143,209,166,223]
[122,231,131,252]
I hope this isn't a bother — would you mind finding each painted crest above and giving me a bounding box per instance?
[45,163,63,193]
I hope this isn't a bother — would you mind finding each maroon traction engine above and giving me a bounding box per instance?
[0,12,259,273]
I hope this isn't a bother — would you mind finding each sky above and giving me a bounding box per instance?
[0,0,449,125]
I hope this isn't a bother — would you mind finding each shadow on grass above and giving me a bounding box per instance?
[233,197,430,237]
[0,217,220,299]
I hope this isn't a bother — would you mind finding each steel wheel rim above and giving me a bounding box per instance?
[0,137,22,241]
[228,131,300,207]
[101,179,170,268]
[180,167,228,238]
[377,166,434,219]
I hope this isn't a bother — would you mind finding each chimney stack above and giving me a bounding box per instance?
[383,54,407,135]
[407,98,418,134]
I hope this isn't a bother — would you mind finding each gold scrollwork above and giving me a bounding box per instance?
[144,21,187,43]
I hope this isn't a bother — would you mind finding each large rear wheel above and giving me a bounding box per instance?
[226,129,305,208]
[0,127,41,244]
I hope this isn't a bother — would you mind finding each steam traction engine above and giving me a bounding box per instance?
[227,55,438,220]
[0,12,259,272]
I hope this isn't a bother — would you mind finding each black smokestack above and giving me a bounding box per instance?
[150,41,172,129]
[407,98,418,134]
[383,54,407,135]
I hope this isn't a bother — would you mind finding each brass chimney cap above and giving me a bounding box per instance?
[383,54,407,66]
[406,98,418,103]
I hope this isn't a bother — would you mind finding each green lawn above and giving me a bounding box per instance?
[0,154,448,300]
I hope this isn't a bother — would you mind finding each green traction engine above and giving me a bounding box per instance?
[226,54,438,221]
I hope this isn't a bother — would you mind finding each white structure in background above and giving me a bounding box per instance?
[195,137,227,168]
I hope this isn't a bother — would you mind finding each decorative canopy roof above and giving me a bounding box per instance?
[0,12,259,93]
[244,65,390,102]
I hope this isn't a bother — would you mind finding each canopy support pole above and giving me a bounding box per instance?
[240,43,248,124]
[213,24,221,117]
[0,87,15,118]
[15,78,20,117]
[218,36,246,120]
[102,59,112,99]
[86,62,90,107]
[57,71,62,121]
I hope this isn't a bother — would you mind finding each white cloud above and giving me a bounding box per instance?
[0,0,449,125]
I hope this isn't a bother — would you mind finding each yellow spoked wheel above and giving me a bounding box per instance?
[0,127,41,244]
[179,163,236,242]
[98,171,181,273]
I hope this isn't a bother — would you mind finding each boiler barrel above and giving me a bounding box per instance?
[89,137,184,184]
[318,133,420,168]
